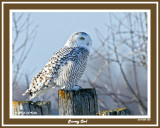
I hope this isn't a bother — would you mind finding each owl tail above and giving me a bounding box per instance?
[26,95,35,101]
[23,89,35,101]
[22,89,30,96]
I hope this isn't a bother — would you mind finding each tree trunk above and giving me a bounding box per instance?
[12,101,51,115]
[58,88,98,115]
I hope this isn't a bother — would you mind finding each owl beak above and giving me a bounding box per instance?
[80,37,85,40]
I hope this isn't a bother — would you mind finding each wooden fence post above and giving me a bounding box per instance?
[58,88,98,115]
[12,101,51,115]
[98,108,130,115]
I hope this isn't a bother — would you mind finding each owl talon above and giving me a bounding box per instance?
[69,85,82,91]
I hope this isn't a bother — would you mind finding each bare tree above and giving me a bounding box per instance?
[83,12,148,115]
[12,13,62,115]
[12,13,38,100]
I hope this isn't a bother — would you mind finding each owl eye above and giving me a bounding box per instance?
[80,37,85,40]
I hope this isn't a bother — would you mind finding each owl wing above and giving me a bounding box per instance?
[22,47,87,100]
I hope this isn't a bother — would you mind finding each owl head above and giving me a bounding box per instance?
[65,32,92,49]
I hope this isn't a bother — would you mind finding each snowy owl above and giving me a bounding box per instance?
[23,32,92,100]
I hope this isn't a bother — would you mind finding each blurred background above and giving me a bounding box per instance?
[12,11,148,115]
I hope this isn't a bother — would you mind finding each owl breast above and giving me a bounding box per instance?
[54,47,89,89]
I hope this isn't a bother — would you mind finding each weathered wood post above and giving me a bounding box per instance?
[98,108,130,115]
[58,88,98,115]
[12,101,51,115]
